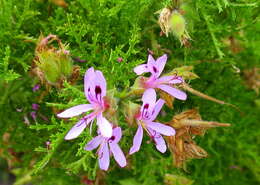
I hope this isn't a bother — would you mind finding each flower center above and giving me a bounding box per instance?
[143,76,158,89]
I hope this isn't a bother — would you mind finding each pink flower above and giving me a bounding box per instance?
[32,84,40,92]
[30,111,37,121]
[134,54,187,100]
[129,89,175,154]
[85,127,127,171]
[117,57,123,63]
[57,67,113,139]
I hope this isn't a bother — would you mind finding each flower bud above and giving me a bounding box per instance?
[170,11,186,38]
[32,34,78,88]
[131,76,146,96]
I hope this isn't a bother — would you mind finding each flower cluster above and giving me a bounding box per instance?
[57,54,187,170]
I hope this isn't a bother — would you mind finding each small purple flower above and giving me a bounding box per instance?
[129,88,175,154]
[85,127,127,171]
[117,57,123,63]
[46,141,51,150]
[32,84,40,92]
[30,111,37,121]
[32,103,39,111]
[57,67,113,139]
[134,54,187,100]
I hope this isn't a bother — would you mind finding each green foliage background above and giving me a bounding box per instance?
[0,0,259,185]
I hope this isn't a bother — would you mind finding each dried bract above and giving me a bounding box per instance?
[158,8,172,37]
[244,68,260,95]
[158,9,191,46]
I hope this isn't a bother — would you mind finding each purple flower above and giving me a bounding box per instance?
[32,103,39,111]
[85,127,127,171]
[129,88,175,154]
[32,84,40,92]
[134,54,187,100]
[57,67,113,139]
[30,111,37,121]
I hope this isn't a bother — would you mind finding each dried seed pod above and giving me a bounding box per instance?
[158,8,172,37]
[166,109,230,168]
[158,8,191,46]
[244,68,260,95]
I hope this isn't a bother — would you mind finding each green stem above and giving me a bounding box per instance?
[116,89,135,99]
[32,128,67,174]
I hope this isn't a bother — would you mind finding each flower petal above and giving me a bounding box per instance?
[129,124,143,155]
[149,99,165,121]
[141,89,156,118]
[154,133,167,153]
[155,54,167,77]
[65,120,87,140]
[157,76,174,83]
[97,115,113,138]
[109,143,127,167]
[84,68,107,104]
[147,54,156,64]
[142,88,156,105]
[157,84,187,100]
[147,128,167,153]
[147,55,160,78]
[110,127,122,144]
[147,122,175,136]
[133,64,149,75]
[157,75,183,84]
[84,67,95,99]
[85,135,103,151]
[98,142,110,171]
[57,104,93,118]
[95,70,107,98]
[168,76,184,84]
